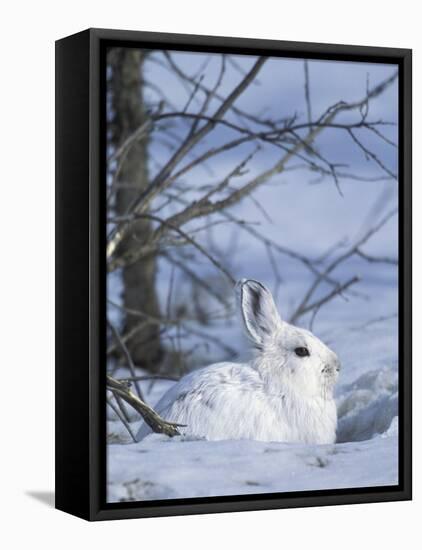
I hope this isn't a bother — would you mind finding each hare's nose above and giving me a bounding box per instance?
[324,355,340,374]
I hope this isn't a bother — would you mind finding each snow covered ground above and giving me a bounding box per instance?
[107,315,398,502]
[108,431,397,502]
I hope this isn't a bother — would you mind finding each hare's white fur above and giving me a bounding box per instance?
[136,279,340,444]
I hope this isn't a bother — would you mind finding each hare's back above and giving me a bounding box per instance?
[136,362,270,441]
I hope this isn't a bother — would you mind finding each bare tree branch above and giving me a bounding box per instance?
[107,71,398,271]
[293,275,360,321]
[304,60,312,124]
[289,209,397,323]
[109,212,236,284]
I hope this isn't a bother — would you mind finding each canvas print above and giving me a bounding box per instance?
[105,47,399,503]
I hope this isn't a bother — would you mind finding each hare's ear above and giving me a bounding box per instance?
[238,279,282,348]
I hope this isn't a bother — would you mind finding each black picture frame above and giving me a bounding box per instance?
[55,28,412,521]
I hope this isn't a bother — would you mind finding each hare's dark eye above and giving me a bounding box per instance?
[294,347,310,358]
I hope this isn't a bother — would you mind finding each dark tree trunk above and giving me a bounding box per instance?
[108,48,163,371]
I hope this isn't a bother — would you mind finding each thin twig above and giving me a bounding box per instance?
[111,213,236,284]
[355,249,398,265]
[294,276,360,320]
[118,374,180,382]
[107,396,137,443]
[108,320,144,401]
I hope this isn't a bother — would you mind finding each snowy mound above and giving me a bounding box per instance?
[337,367,398,442]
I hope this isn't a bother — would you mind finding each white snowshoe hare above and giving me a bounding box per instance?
[136,279,340,444]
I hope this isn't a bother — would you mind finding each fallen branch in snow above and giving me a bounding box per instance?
[107,397,137,443]
[106,375,183,437]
